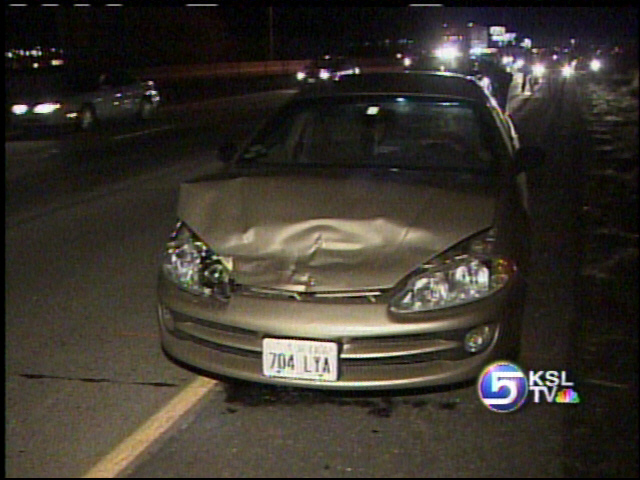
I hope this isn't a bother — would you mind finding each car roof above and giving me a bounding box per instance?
[296,71,489,103]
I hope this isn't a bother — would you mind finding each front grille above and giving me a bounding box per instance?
[348,329,465,345]
[238,285,389,304]
[167,308,470,367]
[174,329,262,359]
[342,348,468,366]
[175,312,256,336]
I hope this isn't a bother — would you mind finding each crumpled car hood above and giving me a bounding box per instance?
[177,176,495,291]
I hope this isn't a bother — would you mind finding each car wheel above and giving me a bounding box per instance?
[138,97,156,121]
[78,105,97,131]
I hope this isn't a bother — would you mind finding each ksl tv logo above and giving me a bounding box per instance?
[477,361,581,413]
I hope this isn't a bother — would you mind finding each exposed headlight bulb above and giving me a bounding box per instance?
[162,221,233,301]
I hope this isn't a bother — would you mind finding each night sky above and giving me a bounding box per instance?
[5,6,638,63]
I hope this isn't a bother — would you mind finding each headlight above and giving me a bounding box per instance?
[532,63,545,76]
[435,46,460,61]
[589,59,602,72]
[11,104,28,115]
[296,71,306,81]
[561,64,574,77]
[319,69,330,80]
[33,102,61,114]
[161,221,232,299]
[389,228,516,313]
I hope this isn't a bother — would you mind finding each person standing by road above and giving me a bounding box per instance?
[477,58,513,111]
[521,60,532,94]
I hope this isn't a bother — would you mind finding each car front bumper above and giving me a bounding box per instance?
[157,274,525,390]
[10,109,79,129]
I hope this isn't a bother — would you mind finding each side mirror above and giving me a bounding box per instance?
[218,139,236,164]
[514,146,545,173]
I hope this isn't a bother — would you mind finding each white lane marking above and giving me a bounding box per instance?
[82,375,218,478]
[112,125,173,140]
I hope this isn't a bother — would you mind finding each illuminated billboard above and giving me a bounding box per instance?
[489,26,506,41]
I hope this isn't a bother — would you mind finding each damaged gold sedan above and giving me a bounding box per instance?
[157,72,543,390]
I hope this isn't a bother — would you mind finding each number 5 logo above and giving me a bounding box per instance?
[477,361,529,412]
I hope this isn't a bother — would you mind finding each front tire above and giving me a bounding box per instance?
[138,97,156,121]
[78,105,97,131]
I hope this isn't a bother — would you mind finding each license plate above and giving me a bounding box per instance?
[262,338,339,382]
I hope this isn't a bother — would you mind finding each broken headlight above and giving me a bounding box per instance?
[389,228,516,313]
[161,221,232,299]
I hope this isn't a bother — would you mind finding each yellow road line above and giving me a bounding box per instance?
[82,375,218,478]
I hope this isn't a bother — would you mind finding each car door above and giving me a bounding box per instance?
[113,70,141,118]
[95,72,124,119]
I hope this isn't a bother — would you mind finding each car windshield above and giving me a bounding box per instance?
[239,96,500,173]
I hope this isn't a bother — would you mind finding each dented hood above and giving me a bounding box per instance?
[177,175,495,291]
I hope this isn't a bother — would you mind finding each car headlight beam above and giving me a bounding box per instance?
[562,63,575,77]
[390,228,516,313]
[11,104,29,115]
[532,63,545,76]
[33,102,62,114]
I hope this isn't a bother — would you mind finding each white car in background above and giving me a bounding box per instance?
[296,55,360,83]
[8,66,160,132]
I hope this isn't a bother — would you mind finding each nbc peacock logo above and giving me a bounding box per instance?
[555,388,581,404]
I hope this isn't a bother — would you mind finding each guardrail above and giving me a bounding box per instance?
[136,58,404,80]
[137,60,311,80]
